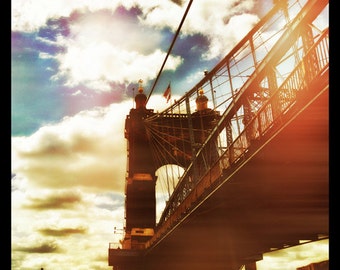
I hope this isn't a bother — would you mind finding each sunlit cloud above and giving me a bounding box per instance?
[11,96,175,269]
[256,239,329,269]
[13,0,261,94]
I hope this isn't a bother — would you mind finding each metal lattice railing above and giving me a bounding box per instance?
[145,0,328,249]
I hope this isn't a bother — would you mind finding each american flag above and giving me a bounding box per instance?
[163,83,171,103]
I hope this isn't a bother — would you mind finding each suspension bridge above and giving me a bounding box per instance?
[108,0,329,269]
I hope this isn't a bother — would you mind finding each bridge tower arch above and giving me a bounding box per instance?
[121,84,220,251]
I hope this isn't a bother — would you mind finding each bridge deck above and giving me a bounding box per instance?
[143,84,328,270]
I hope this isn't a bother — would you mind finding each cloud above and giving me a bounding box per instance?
[11,183,125,269]
[22,190,82,210]
[11,94,180,269]
[13,0,261,94]
[38,226,88,237]
[13,240,61,254]
[11,0,122,32]
[11,95,175,191]
[257,239,329,269]
[12,102,130,192]
[53,9,183,91]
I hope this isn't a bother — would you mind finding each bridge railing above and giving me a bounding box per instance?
[145,0,309,197]
[145,0,328,179]
[147,0,296,119]
[147,5,328,248]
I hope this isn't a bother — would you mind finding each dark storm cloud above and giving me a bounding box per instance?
[170,0,184,6]
[14,241,60,253]
[23,191,82,210]
[38,226,88,237]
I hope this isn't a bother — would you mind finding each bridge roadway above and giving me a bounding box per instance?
[141,86,328,269]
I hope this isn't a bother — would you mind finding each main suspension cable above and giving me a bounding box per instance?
[146,0,194,104]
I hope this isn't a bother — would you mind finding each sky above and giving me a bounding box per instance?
[11,0,329,269]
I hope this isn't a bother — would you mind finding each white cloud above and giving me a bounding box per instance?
[11,0,123,32]
[12,101,131,191]
[13,0,261,92]
[11,94,179,192]
[50,8,183,91]
[11,94,186,269]
[11,100,131,269]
